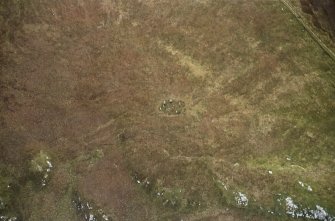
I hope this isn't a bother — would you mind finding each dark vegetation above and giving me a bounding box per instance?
[300,0,335,40]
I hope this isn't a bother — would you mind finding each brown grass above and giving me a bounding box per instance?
[1,0,334,220]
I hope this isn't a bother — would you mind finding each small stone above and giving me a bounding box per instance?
[298,181,305,187]
[306,131,315,139]
[235,192,248,207]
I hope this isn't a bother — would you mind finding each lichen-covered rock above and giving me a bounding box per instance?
[72,192,113,221]
[29,151,53,187]
[0,215,18,221]
[0,169,20,221]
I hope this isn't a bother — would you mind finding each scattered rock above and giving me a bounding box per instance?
[0,174,20,221]
[29,151,53,187]
[72,192,113,221]
[131,172,201,210]
[0,216,18,221]
[298,181,313,192]
[159,99,185,115]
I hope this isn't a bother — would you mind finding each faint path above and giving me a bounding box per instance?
[158,40,210,78]
[80,112,127,146]
[89,118,115,136]
[280,0,335,61]
[170,155,225,163]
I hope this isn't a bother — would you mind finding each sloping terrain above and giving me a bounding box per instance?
[299,0,335,41]
[0,0,334,221]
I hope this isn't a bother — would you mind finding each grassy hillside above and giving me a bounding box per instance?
[1,0,334,220]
